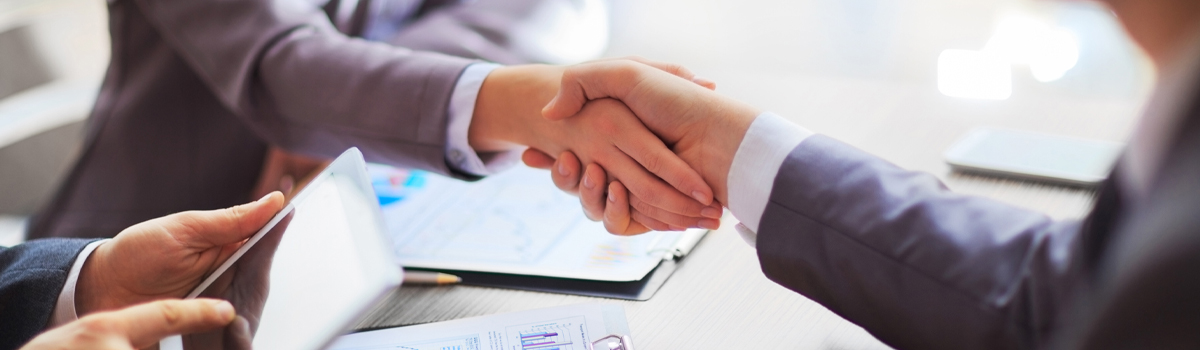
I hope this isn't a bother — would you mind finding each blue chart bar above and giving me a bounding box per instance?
[519,329,571,349]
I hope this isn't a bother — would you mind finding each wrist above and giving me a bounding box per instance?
[468,64,565,151]
[74,243,126,315]
[679,96,759,205]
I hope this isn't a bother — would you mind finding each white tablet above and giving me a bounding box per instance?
[161,148,402,350]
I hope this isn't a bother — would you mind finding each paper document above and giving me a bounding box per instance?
[328,304,630,350]
[371,164,702,282]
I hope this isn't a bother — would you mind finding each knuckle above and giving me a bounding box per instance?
[77,315,117,334]
[630,198,657,216]
[156,301,186,327]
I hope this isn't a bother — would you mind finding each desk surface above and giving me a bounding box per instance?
[355,0,1151,348]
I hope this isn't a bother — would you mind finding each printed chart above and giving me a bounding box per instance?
[369,164,684,281]
[506,317,586,350]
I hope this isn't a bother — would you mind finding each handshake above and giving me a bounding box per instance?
[15,57,764,350]
[472,57,762,235]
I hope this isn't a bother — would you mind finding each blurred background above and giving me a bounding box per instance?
[0,0,1151,246]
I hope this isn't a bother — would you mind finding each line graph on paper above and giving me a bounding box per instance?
[505,317,587,350]
[371,164,683,282]
[378,166,585,263]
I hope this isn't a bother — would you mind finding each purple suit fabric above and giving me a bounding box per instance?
[29,0,547,239]
[756,111,1200,348]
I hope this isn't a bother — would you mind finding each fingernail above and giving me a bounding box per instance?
[701,207,722,219]
[210,300,236,320]
[256,192,274,204]
[691,191,710,205]
[608,190,616,202]
[584,175,595,190]
[692,76,716,88]
[558,162,569,176]
[699,219,720,230]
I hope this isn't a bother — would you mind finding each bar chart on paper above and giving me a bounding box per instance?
[506,317,585,350]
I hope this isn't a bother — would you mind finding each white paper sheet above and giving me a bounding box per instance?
[328,304,630,350]
[371,164,699,282]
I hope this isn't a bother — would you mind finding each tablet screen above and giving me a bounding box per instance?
[176,172,399,350]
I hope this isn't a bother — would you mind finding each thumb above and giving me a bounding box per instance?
[543,58,714,121]
[521,148,557,169]
[102,299,236,348]
[166,191,286,247]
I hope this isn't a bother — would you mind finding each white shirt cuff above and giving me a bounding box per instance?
[445,63,523,176]
[50,239,108,328]
[726,112,813,245]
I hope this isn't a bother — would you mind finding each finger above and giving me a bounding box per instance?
[102,299,236,348]
[550,151,583,196]
[630,210,672,232]
[603,181,645,235]
[165,192,286,247]
[610,116,714,206]
[590,56,717,90]
[521,148,556,169]
[579,164,608,221]
[226,316,254,350]
[628,194,720,230]
[599,150,709,217]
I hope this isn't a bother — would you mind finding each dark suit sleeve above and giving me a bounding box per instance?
[755,135,1085,350]
[0,239,95,350]
[129,0,476,176]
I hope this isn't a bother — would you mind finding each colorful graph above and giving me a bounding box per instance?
[506,317,584,350]
[369,165,428,206]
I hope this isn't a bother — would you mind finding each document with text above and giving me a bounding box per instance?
[370,164,704,282]
[327,304,631,350]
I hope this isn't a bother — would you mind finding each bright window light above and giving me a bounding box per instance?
[938,49,1013,100]
[983,15,1079,83]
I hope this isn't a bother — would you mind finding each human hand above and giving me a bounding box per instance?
[181,212,291,349]
[537,58,762,232]
[19,299,236,350]
[252,147,330,200]
[469,64,723,233]
[75,192,286,316]
[519,100,723,234]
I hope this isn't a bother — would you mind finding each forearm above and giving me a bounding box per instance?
[754,135,1085,350]
[132,0,475,173]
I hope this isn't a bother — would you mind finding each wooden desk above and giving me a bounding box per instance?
[355,0,1151,348]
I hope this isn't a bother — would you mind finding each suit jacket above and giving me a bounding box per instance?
[28,0,548,239]
[0,239,94,350]
[755,92,1200,347]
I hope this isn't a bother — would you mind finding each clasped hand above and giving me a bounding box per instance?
[521,58,761,234]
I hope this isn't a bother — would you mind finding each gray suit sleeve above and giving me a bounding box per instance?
[130,0,475,173]
[756,135,1085,350]
[0,239,95,350]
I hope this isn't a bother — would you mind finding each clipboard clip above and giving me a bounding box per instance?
[588,334,635,350]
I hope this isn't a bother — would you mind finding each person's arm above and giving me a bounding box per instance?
[744,119,1084,350]
[0,239,96,349]
[133,0,716,226]
[536,59,1089,349]
[131,0,476,175]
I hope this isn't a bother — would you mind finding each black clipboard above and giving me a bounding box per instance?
[405,230,707,301]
